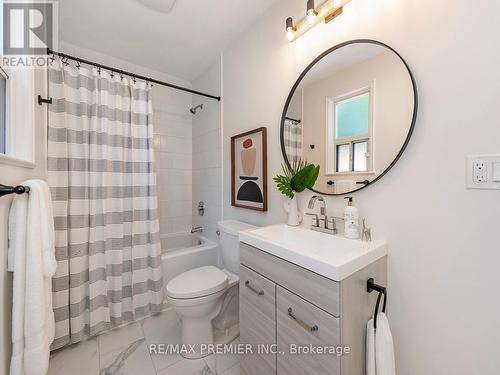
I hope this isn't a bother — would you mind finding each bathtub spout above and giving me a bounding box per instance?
[191,226,203,234]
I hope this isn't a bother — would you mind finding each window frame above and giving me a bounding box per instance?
[326,83,375,175]
[0,62,36,169]
[0,66,7,155]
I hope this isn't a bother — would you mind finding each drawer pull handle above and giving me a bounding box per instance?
[288,308,319,332]
[245,281,264,296]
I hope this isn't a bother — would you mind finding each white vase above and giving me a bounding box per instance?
[284,195,302,226]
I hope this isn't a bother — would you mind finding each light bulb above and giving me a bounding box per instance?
[306,9,317,25]
[333,0,343,7]
[285,17,295,42]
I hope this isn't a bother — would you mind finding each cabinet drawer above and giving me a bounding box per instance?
[277,286,340,375]
[240,265,276,375]
[241,243,340,317]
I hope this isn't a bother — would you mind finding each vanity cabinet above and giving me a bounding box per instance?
[239,242,387,375]
[240,265,276,375]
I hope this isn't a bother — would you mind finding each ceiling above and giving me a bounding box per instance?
[58,0,280,81]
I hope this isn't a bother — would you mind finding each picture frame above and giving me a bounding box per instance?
[231,127,268,211]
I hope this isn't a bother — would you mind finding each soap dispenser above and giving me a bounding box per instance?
[344,197,360,239]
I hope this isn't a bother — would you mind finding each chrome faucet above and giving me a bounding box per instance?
[308,195,326,216]
[306,195,337,235]
[191,226,203,234]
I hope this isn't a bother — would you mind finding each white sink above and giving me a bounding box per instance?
[239,224,387,281]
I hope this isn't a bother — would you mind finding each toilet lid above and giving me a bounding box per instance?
[166,266,228,299]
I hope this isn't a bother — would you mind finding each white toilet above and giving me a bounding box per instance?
[166,220,255,359]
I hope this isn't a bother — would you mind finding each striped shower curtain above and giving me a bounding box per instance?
[283,118,302,163]
[47,60,164,350]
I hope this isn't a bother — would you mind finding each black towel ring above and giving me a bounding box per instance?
[367,278,387,330]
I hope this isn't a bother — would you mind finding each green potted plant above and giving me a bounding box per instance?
[273,160,320,226]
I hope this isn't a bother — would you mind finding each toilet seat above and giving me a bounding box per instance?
[166,266,228,299]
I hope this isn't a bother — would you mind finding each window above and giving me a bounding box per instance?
[327,87,373,174]
[0,67,6,154]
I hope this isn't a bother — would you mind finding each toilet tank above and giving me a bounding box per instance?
[218,220,256,275]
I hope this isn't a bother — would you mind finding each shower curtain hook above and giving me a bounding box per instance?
[76,61,81,69]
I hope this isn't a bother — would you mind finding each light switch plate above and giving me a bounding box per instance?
[493,162,500,182]
[467,155,500,189]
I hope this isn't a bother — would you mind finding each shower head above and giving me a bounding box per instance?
[190,104,203,114]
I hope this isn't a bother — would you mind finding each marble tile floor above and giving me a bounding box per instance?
[47,309,240,375]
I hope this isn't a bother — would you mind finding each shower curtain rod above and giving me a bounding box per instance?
[47,49,221,102]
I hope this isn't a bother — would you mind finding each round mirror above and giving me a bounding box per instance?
[280,40,417,195]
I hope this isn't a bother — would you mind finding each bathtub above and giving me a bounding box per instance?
[160,232,219,291]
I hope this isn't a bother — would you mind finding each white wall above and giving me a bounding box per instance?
[222,0,500,374]
[60,42,194,236]
[192,60,223,242]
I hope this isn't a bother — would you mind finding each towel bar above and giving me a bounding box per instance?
[367,278,387,329]
[0,184,30,198]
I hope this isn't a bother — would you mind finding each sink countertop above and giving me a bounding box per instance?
[239,224,387,282]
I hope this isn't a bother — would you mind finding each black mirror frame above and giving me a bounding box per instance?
[280,39,419,196]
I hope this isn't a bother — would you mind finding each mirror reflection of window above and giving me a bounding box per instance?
[329,88,372,174]
[281,42,417,195]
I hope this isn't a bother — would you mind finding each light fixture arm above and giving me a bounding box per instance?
[285,0,352,42]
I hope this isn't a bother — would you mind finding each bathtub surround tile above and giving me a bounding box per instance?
[163,216,192,233]
[153,102,193,238]
[161,200,192,218]
[48,338,100,375]
[100,339,156,375]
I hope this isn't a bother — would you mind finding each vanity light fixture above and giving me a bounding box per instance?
[286,17,296,41]
[306,0,318,24]
[285,0,352,42]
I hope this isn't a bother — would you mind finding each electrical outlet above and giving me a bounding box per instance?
[467,155,500,190]
[473,161,487,183]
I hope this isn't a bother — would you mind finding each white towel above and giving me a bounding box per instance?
[8,180,57,375]
[375,313,396,375]
[366,318,376,375]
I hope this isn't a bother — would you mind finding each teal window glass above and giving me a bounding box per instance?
[335,93,369,139]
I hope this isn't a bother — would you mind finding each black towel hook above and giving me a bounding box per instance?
[367,278,387,330]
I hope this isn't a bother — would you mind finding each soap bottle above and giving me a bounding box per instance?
[344,197,360,239]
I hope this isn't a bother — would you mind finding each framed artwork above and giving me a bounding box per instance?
[231,127,268,211]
